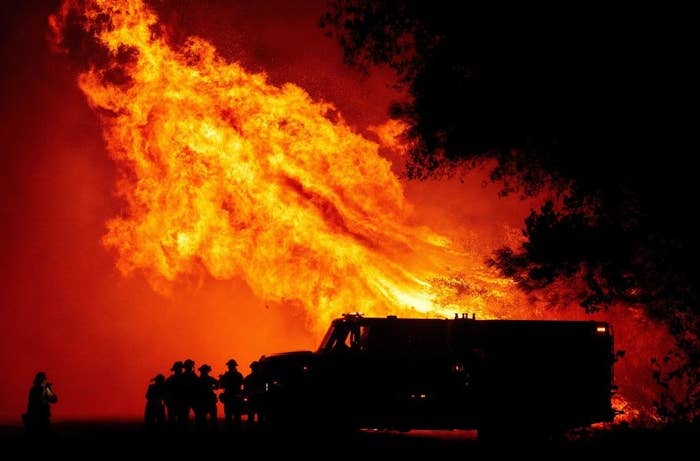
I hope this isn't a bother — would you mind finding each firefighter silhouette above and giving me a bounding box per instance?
[243,361,264,424]
[144,374,166,428]
[181,358,198,424]
[22,371,58,435]
[165,361,185,426]
[194,364,219,428]
[219,359,244,427]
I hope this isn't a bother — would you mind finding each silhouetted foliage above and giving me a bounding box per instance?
[322,0,698,420]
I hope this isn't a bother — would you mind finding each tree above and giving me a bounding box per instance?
[322,0,699,420]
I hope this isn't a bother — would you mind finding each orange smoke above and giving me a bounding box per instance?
[49,0,518,331]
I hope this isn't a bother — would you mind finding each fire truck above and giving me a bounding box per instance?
[252,314,615,438]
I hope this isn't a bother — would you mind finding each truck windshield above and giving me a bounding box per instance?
[318,321,365,352]
[318,324,337,351]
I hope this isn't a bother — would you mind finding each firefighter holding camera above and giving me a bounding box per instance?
[23,371,58,435]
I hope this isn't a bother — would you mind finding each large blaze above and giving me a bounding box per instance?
[23,0,670,423]
[49,0,516,330]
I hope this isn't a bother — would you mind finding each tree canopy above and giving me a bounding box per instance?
[322,0,698,420]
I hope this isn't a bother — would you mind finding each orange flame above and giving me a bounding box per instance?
[47,0,678,425]
[50,0,518,330]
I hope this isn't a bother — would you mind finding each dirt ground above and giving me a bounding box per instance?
[1,420,697,458]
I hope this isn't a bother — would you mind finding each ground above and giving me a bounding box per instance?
[1,421,697,458]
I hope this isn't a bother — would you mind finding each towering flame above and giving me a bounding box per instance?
[49,0,516,329]
[45,0,678,423]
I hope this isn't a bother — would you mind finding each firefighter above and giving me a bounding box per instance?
[243,361,264,424]
[144,374,166,429]
[181,358,198,424]
[23,371,58,435]
[219,359,243,428]
[164,361,184,426]
[194,364,219,429]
